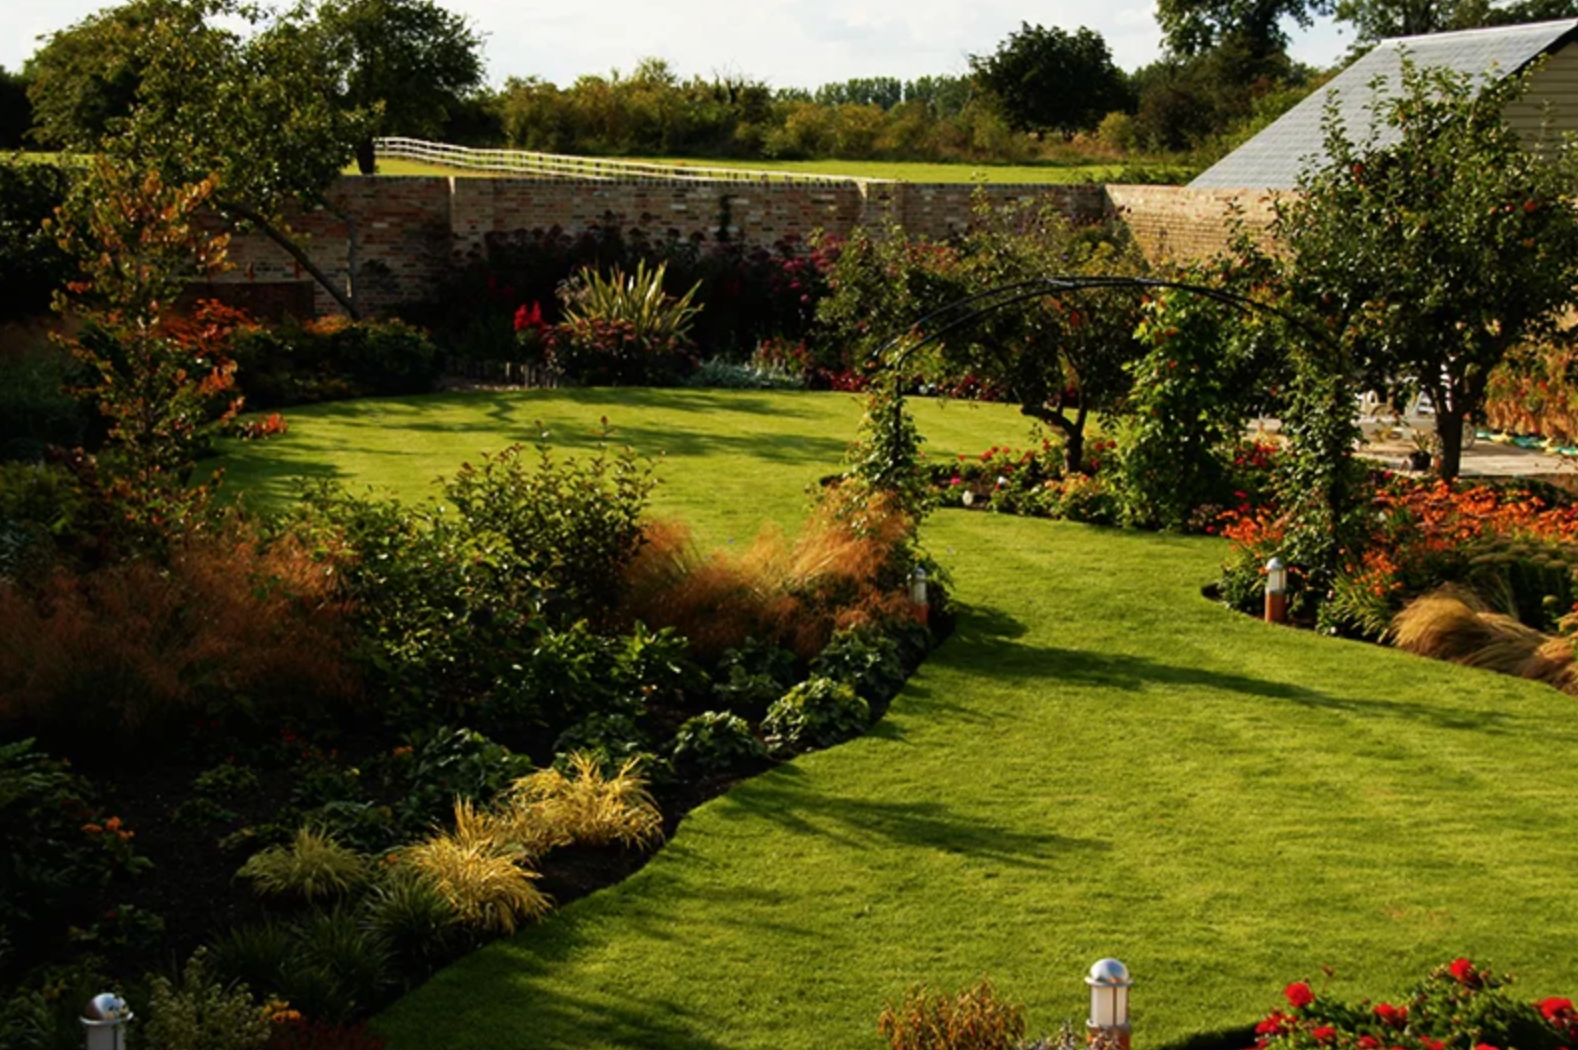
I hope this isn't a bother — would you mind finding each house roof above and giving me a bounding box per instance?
[1189,18,1578,189]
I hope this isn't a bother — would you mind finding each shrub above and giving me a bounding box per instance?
[548,260,702,385]
[1257,959,1578,1050]
[229,317,441,408]
[0,339,94,462]
[877,977,1026,1050]
[402,801,552,935]
[762,677,870,755]
[265,1019,388,1050]
[669,712,768,776]
[683,357,803,390]
[288,907,395,1020]
[1116,288,1255,531]
[381,727,533,834]
[144,949,272,1050]
[812,627,906,704]
[0,521,358,747]
[361,868,463,980]
[0,157,74,323]
[236,828,371,903]
[504,751,664,851]
[0,738,149,985]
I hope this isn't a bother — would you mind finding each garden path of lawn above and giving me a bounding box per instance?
[218,391,1578,1050]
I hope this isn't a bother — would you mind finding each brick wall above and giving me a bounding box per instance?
[209,176,1277,315]
[1104,184,1282,263]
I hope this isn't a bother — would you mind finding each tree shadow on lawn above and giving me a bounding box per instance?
[708,765,1109,868]
[942,602,1521,735]
[380,958,742,1050]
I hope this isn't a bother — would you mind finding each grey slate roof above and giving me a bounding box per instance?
[1189,18,1578,189]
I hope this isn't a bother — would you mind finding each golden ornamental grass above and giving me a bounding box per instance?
[1389,585,1576,692]
[403,800,552,935]
[503,751,664,851]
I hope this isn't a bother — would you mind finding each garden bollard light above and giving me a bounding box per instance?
[1264,556,1288,625]
[1086,958,1132,1050]
[82,993,132,1050]
[910,565,928,607]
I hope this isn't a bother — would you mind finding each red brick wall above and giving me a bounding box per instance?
[209,177,1275,316]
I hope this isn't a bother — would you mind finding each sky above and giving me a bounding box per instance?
[0,0,1354,89]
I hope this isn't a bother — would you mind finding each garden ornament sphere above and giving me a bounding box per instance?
[1087,958,1131,986]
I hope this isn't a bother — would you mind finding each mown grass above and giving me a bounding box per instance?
[215,388,1033,546]
[360,155,1121,184]
[218,389,1578,1050]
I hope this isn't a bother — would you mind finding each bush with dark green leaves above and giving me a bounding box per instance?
[0,157,74,323]
[669,711,768,775]
[228,317,442,408]
[762,677,870,755]
[381,727,533,833]
[0,738,150,987]
[811,626,906,704]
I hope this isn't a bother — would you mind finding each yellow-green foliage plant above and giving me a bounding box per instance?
[402,800,552,935]
[560,260,702,346]
[877,977,1026,1050]
[235,827,370,903]
[144,948,272,1050]
[504,751,665,851]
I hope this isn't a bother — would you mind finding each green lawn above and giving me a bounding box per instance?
[362,155,1121,184]
[221,389,1578,1050]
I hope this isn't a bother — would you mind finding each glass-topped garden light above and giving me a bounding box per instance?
[1086,958,1133,1050]
[910,565,928,606]
[82,994,133,1050]
[1265,556,1288,625]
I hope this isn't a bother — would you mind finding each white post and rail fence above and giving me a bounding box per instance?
[374,136,883,186]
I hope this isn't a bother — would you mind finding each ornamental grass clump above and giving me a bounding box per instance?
[877,976,1026,1050]
[1257,959,1578,1050]
[401,800,552,935]
[1388,586,1575,693]
[502,751,664,852]
[236,828,371,903]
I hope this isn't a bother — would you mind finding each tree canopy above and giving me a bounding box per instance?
[1272,57,1578,479]
[968,23,1131,135]
[316,0,485,173]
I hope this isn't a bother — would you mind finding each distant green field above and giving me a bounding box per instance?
[361,155,1121,184]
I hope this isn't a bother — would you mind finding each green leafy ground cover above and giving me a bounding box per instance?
[219,390,1578,1050]
[362,156,1121,183]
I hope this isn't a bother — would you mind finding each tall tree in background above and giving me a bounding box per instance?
[1332,0,1578,41]
[1155,0,1325,59]
[317,0,485,173]
[103,0,376,315]
[23,0,170,149]
[968,23,1131,135]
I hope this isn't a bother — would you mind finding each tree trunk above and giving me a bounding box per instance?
[355,137,376,176]
[1435,410,1464,482]
[217,198,362,320]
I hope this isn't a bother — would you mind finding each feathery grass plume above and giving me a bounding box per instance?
[1389,585,1576,692]
[402,800,551,935]
[877,976,1026,1050]
[619,488,919,661]
[505,751,664,851]
[236,827,370,902]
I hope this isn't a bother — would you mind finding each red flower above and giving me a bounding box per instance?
[1312,1027,1338,1043]
[1541,998,1575,1022]
[1420,1039,1446,1050]
[513,301,545,332]
[1285,983,1316,1009]
[1358,1036,1381,1049]
[1476,1044,1500,1050]
[1373,1003,1408,1028]
[1449,958,1477,985]
[1256,1012,1294,1036]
